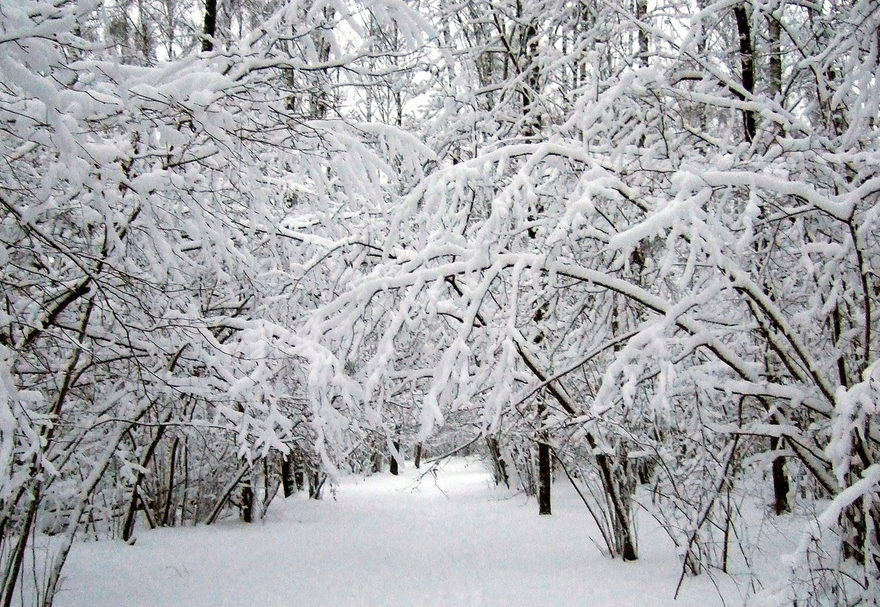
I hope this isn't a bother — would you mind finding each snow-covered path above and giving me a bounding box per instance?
[56,459,735,606]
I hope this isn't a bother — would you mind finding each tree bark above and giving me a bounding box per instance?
[733,4,756,143]
[770,436,790,514]
[293,449,305,490]
[389,441,401,476]
[486,437,509,488]
[414,443,423,469]
[308,468,325,500]
[768,13,782,100]
[635,0,649,67]
[241,484,253,523]
[518,8,550,513]
[201,0,217,52]
[537,405,552,516]
[281,457,295,497]
[160,436,179,526]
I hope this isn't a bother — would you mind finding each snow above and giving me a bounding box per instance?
[53,458,735,607]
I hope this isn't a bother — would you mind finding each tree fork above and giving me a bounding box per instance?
[121,413,170,542]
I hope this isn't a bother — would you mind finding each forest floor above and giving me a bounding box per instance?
[53,458,791,606]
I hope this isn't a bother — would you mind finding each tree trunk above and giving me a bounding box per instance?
[635,0,648,67]
[521,10,549,514]
[486,436,509,488]
[240,484,253,523]
[414,443,423,469]
[201,0,217,52]
[733,4,756,142]
[595,452,638,561]
[767,12,782,102]
[537,438,552,514]
[121,418,168,542]
[293,450,305,489]
[771,435,790,514]
[389,441,401,476]
[281,457,295,497]
[160,436,179,526]
[371,451,383,473]
[308,468,325,500]
[537,396,552,515]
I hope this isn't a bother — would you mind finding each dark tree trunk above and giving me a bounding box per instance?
[241,485,253,523]
[389,441,401,476]
[486,436,509,488]
[537,442,552,515]
[414,443,423,469]
[294,455,305,490]
[281,457,295,498]
[770,436,790,514]
[768,14,782,100]
[201,0,217,52]
[595,450,638,561]
[161,436,179,526]
[733,4,756,142]
[520,14,543,236]
[635,0,648,66]
[308,468,325,500]
[537,398,552,515]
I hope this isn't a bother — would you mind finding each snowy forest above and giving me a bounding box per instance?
[0,0,878,604]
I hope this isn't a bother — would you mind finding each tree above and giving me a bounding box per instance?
[303,0,880,596]
[0,1,432,604]
[2,1,878,605]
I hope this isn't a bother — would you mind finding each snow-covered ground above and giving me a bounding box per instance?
[54,458,747,606]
